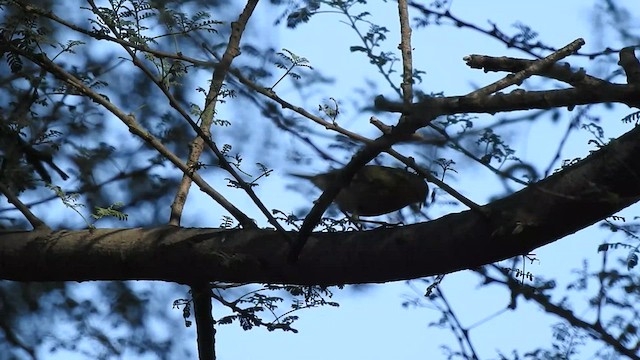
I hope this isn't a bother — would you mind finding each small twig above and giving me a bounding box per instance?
[338,4,402,96]
[427,124,532,187]
[436,287,481,360]
[0,183,49,230]
[0,165,158,213]
[485,265,640,359]
[424,274,445,296]
[392,151,484,213]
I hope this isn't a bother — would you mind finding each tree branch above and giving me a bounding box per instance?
[192,282,215,360]
[0,183,48,231]
[4,116,640,284]
[483,266,640,360]
[376,83,640,116]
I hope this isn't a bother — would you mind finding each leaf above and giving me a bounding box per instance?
[627,251,638,270]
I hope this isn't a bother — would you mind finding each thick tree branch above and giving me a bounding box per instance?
[376,83,640,116]
[467,38,584,98]
[3,118,640,284]
[464,55,611,88]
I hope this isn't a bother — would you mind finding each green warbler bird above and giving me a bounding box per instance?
[291,165,428,217]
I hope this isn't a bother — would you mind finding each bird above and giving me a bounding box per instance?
[291,165,428,217]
